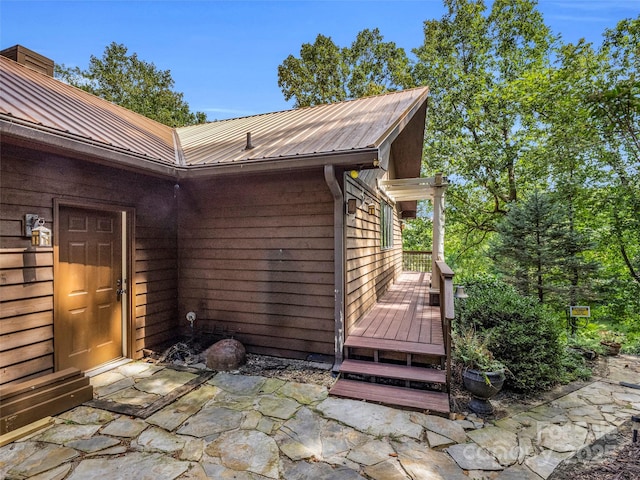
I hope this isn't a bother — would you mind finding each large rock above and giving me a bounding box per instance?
[204,339,246,370]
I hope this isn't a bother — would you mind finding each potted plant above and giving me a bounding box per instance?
[452,328,506,414]
[599,330,625,356]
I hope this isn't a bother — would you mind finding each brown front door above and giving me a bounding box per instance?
[56,207,123,371]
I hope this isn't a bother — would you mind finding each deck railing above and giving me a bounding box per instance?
[434,260,455,393]
[402,250,432,272]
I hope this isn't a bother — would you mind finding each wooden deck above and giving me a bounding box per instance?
[331,271,450,415]
[347,271,444,353]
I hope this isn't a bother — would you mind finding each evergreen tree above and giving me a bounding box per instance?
[490,191,597,305]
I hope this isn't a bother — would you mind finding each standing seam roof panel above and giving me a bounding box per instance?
[176,88,429,167]
[0,56,176,164]
[180,108,311,165]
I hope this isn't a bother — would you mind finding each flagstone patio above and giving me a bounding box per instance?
[1,354,638,479]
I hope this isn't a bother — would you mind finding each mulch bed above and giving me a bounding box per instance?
[549,419,640,480]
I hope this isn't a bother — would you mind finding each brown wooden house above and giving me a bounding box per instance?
[1,46,454,417]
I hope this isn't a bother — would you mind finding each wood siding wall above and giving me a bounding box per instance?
[177,171,335,360]
[345,174,403,334]
[0,145,179,386]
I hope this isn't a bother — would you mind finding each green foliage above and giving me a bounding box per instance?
[490,192,562,302]
[277,29,410,107]
[570,313,640,356]
[573,17,640,286]
[277,34,348,107]
[455,276,578,393]
[412,0,555,245]
[490,192,598,305]
[402,217,433,251]
[451,328,505,372]
[55,42,206,127]
[345,28,413,98]
[558,349,592,383]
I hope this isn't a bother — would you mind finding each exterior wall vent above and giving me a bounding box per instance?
[0,45,54,77]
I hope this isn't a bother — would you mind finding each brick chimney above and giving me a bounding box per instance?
[0,45,54,77]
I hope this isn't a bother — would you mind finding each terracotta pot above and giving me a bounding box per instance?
[600,341,621,356]
[463,368,505,414]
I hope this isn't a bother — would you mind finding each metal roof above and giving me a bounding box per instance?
[0,55,177,166]
[0,55,428,177]
[176,88,429,168]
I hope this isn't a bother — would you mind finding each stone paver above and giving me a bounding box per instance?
[92,377,134,398]
[27,463,72,480]
[2,354,638,480]
[100,416,148,437]
[316,397,424,439]
[411,411,468,443]
[257,394,301,419]
[66,435,121,453]
[447,442,504,471]
[279,381,328,404]
[6,444,78,478]
[66,452,189,480]
[0,441,40,478]
[177,406,243,437]
[206,429,280,478]
[57,406,115,425]
[146,384,220,431]
[134,369,197,396]
[135,427,186,453]
[104,386,160,406]
[396,439,469,480]
[35,424,102,444]
[347,438,395,466]
[466,425,519,466]
[209,373,265,396]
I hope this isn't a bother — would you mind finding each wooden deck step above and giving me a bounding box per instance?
[345,336,445,357]
[340,359,446,385]
[330,379,450,414]
[0,368,93,435]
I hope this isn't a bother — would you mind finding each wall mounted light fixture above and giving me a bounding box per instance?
[346,198,357,215]
[25,215,52,247]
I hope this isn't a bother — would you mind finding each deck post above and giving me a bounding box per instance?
[430,173,447,305]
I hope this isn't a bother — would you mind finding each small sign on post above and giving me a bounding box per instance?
[567,305,590,336]
[570,306,590,317]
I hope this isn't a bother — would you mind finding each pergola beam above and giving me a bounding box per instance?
[378,176,448,202]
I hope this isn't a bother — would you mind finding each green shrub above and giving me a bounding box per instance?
[455,275,577,393]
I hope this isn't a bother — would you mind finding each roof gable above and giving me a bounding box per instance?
[176,88,429,168]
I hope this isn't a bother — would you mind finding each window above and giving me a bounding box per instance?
[380,200,394,249]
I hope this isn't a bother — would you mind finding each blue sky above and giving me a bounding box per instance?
[1,1,638,121]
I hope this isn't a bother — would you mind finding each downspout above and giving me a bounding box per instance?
[324,164,345,372]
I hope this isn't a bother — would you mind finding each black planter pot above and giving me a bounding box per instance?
[463,368,505,414]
